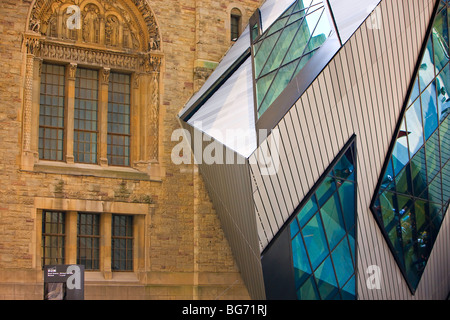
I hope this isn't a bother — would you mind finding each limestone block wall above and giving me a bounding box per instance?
[0,0,262,300]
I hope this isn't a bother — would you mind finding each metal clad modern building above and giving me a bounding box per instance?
[179,0,450,300]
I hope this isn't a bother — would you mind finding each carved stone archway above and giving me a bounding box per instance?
[22,0,164,176]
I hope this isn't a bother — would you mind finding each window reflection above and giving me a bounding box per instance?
[372,1,450,292]
[254,0,332,118]
[290,140,357,300]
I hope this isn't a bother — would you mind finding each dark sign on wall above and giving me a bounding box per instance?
[43,265,85,300]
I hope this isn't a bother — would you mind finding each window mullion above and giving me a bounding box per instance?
[99,68,110,167]
[65,63,77,164]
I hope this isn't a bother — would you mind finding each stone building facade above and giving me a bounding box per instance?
[0,0,262,300]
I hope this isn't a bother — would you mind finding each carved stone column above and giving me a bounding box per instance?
[65,63,77,164]
[99,67,110,167]
[22,33,42,171]
[149,70,160,163]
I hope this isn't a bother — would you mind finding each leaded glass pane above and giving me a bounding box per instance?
[74,68,99,164]
[42,211,65,266]
[77,213,100,270]
[108,72,131,166]
[39,63,65,161]
[111,214,133,271]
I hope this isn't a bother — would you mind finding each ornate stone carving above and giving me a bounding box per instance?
[101,67,111,84]
[38,40,151,72]
[139,53,162,73]
[105,15,120,46]
[24,33,42,55]
[150,71,160,161]
[68,63,77,80]
[82,4,100,43]
[29,0,160,51]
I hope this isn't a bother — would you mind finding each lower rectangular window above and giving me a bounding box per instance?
[77,213,100,270]
[42,211,66,266]
[111,214,134,271]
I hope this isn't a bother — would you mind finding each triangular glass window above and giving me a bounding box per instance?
[371,1,450,293]
[253,0,333,118]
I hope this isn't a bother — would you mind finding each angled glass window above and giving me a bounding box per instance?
[289,137,357,300]
[253,0,333,118]
[371,1,450,293]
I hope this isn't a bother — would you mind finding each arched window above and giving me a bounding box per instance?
[230,8,242,41]
[23,0,163,178]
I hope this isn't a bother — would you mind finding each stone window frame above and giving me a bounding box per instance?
[226,4,247,44]
[34,197,151,280]
[22,0,164,181]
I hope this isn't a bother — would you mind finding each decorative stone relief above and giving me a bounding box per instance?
[29,0,160,51]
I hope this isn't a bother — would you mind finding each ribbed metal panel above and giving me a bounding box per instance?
[179,120,266,300]
[250,0,450,299]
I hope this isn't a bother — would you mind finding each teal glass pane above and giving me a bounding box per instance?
[405,99,424,158]
[409,77,420,105]
[338,181,356,231]
[419,38,435,90]
[306,8,331,52]
[411,148,428,197]
[433,7,449,71]
[425,130,441,183]
[441,117,450,163]
[379,190,396,230]
[422,81,439,140]
[254,0,331,118]
[316,176,337,207]
[290,217,300,238]
[296,276,320,300]
[395,164,413,196]
[292,234,312,289]
[275,139,357,300]
[333,149,355,181]
[436,66,450,123]
[260,21,300,77]
[296,194,318,228]
[320,193,346,250]
[302,213,329,270]
[381,158,395,190]
[348,227,356,263]
[392,119,409,176]
[428,172,443,205]
[442,162,450,200]
[254,31,282,77]
[314,256,338,300]
[256,72,276,108]
[331,238,354,287]
[341,275,356,300]
[258,60,300,115]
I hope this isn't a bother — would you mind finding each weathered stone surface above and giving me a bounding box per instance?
[0,0,261,300]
